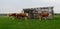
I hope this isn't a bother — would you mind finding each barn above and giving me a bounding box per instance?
[23,7,54,19]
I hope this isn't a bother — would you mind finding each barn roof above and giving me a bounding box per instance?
[23,7,54,10]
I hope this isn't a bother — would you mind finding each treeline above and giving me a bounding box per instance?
[54,13,60,15]
[0,14,7,16]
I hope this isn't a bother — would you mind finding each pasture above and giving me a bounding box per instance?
[0,15,60,29]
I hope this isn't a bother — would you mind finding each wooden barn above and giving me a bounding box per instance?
[23,7,54,19]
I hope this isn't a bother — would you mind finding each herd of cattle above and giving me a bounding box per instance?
[9,11,49,20]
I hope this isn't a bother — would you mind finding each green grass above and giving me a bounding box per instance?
[0,15,60,29]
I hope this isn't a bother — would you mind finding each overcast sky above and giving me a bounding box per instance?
[0,0,60,14]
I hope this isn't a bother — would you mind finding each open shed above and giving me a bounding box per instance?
[23,7,54,19]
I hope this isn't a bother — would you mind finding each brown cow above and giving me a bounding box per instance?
[9,13,28,20]
[16,13,28,20]
[9,13,16,17]
[39,11,49,20]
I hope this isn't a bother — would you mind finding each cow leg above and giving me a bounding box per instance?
[11,17,15,20]
[25,17,27,20]
[39,16,41,20]
[44,17,47,20]
[39,17,42,20]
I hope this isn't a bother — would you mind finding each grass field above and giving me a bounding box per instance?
[0,15,60,29]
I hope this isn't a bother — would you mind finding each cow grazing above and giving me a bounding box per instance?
[39,11,49,20]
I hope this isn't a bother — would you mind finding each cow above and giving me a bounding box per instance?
[39,11,49,20]
[9,13,16,17]
[8,13,28,20]
[16,13,28,20]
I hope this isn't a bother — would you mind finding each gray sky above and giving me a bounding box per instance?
[0,0,60,14]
